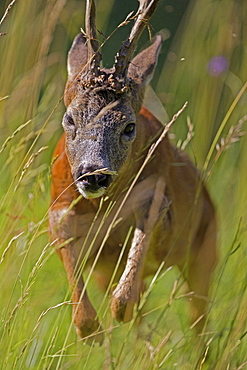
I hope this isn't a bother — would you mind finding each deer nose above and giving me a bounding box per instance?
[82,173,112,188]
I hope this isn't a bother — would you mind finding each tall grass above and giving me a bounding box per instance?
[0,0,246,368]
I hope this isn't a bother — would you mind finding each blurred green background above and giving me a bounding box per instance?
[0,0,246,368]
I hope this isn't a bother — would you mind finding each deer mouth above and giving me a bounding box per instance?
[75,172,114,199]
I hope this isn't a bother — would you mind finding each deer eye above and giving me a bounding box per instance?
[65,113,75,126]
[123,123,136,136]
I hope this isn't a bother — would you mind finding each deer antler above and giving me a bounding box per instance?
[85,0,101,77]
[113,0,160,90]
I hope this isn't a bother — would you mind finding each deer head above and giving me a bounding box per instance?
[62,0,162,199]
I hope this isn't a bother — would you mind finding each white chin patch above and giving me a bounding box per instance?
[77,186,106,199]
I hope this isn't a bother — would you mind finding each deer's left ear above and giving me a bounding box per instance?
[128,35,162,88]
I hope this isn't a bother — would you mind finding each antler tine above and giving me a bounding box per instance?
[113,0,160,88]
[85,0,101,76]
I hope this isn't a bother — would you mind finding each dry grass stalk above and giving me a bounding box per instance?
[14,146,48,190]
[0,232,24,264]
[0,120,31,154]
[145,330,172,360]
[0,0,17,35]
[177,116,195,150]
[215,116,247,159]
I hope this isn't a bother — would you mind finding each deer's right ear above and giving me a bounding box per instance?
[67,33,88,79]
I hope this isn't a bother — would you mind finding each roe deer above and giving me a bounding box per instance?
[49,0,217,343]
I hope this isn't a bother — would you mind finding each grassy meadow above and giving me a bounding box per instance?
[0,0,247,368]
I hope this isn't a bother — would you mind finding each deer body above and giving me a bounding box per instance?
[49,0,217,343]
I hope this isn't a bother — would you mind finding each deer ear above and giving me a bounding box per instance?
[67,33,88,79]
[128,35,162,87]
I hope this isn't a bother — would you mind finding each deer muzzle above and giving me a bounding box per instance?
[74,166,115,199]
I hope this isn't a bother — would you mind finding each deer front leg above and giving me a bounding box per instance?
[49,206,103,343]
[111,227,146,322]
[58,245,104,344]
[111,177,166,322]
